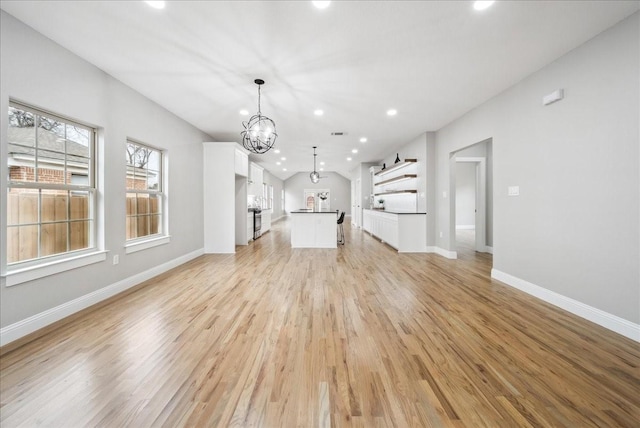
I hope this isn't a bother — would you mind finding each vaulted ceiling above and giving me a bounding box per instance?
[1,1,638,180]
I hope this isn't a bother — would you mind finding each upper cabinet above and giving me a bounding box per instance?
[235,149,248,177]
[248,162,264,196]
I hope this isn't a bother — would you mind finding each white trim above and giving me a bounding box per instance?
[491,269,640,342]
[3,251,108,287]
[456,225,475,230]
[427,247,458,259]
[485,246,493,254]
[125,235,171,254]
[0,248,204,347]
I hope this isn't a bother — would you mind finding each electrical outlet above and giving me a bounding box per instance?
[113,255,119,265]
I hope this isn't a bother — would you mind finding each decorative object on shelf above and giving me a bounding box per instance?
[378,198,385,208]
[382,163,386,170]
[241,79,277,154]
[310,146,320,183]
[395,153,401,163]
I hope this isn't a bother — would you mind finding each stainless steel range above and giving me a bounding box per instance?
[250,208,262,240]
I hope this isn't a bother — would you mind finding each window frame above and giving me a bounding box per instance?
[124,138,169,253]
[5,101,99,268]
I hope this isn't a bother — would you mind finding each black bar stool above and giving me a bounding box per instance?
[337,211,345,245]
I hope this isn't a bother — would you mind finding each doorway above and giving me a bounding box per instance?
[455,157,486,253]
[450,138,493,257]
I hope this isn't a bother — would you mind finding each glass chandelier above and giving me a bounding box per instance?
[241,79,277,154]
[310,146,320,183]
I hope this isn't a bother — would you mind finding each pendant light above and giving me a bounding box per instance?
[241,79,277,154]
[310,146,320,183]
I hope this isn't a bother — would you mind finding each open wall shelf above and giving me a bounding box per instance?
[374,189,418,196]
[374,174,417,187]
[374,159,417,177]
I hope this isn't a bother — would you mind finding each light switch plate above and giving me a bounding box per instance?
[508,186,520,196]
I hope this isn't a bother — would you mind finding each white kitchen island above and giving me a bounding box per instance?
[290,210,338,248]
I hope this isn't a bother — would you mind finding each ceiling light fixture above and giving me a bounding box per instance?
[473,1,495,11]
[274,149,281,154]
[314,109,324,116]
[352,149,358,154]
[241,79,277,154]
[387,109,397,116]
[312,1,331,10]
[145,1,166,9]
[239,109,249,116]
[347,157,352,161]
[281,157,286,161]
[310,146,320,183]
[360,137,367,143]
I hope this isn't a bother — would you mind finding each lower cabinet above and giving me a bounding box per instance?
[363,209,426,252]
[263,210,271,233]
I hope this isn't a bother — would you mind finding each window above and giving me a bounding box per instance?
[262,183,268,210]
[126,140,165,242]
[7,101,96,266]
[269,185,274,210]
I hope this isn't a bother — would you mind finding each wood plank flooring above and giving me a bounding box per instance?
[1,219,639,427]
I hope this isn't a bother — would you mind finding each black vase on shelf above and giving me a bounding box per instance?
[381,163,386,170]
[395,153,401,163]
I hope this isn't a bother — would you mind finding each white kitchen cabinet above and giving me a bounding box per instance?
[203,142,249,253]
[248,162,264,197]
[235,149,248,177]
[363,209,426,252]
[262,210,271,233]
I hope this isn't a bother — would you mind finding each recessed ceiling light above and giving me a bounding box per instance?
[473,1,495,11]
[347,157,352,161]
[283,168,287,171]
[281,157,286,161]
[360,137,367,143]
[352,149,358,154]
[312,1,331,10]
[276,162,281,165]
[239,109,249,116]
[320,161,325,166]
[387,109,397,116]
[314,109,324,116]
[274,149,281,154]
[320,168,324,171]
[145,1,165,9]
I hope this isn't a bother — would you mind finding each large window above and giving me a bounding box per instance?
[7,102,96,265]
[126,140,164,241]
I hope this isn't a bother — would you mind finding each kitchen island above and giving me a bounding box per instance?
[290,209,338,248]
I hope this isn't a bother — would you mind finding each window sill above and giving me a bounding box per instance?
[125,235,171,254]
[3,250,108,287]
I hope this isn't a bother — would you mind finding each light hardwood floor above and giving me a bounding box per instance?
[1,219,639,427]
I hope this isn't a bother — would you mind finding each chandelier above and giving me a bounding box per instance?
[310,146,320,183]
[241,79,277,154]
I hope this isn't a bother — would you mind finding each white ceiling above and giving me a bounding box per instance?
[1,1,638,180]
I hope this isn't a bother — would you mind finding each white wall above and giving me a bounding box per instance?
[284,172,351,215]
[0,11,211,330]
[434,13,639,325]
[455,163,476,227]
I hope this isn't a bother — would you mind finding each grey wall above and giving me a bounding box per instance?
[434,13,639,323]
[0,11,211,328]
[263,170,284,220]
[455,163,476,227]
[284,172,351,215]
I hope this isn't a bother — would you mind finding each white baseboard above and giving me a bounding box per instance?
[427,247,458,259]
[0,248,205,347]
[491,269,640,342]
[456,225,475,230]
[485,246,493,254]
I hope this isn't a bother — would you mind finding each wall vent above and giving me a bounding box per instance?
[331,132,348,136]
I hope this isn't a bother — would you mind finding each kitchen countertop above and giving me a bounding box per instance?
[291,209,338,214]
[364,208,426,215]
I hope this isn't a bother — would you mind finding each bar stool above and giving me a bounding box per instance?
[337,211,345,245]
